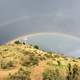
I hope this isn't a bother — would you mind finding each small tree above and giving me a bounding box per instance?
[14,40,21,44]
[23,42,25,45]
[33,45,39,49]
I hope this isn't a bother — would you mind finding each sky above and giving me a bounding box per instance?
[0,0,80,43]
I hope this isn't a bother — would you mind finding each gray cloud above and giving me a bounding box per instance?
[0,0,80,43]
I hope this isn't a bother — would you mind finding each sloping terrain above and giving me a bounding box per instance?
[0,40,80,80]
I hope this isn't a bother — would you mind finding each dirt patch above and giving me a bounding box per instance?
[30,61,47,80]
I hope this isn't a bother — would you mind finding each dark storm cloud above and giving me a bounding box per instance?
[0,0,72,24]
[0,0,80,43]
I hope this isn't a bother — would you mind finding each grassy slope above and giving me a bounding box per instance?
[0,41,80,80]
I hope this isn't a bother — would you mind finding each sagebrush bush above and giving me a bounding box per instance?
[42,68,63,80]
[8,67,31,80]
[0,59,15,69]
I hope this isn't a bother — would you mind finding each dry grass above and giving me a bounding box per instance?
[0,41,80,80]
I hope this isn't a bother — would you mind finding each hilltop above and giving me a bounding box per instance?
[0,40,80,80]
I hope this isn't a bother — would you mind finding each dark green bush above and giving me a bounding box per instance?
[33,45,39,49]
[30,55,39,65]
[77,57,80,59]
[14,40,21,44]
[57,60,61,66]
[23,42,25,45]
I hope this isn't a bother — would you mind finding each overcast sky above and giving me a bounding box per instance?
[0,0,80,43]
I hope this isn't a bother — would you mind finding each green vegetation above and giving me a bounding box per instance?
[57,60,61,66]
[33,45,39,49]
[22,54,39,66]
[8,67,31,80]
[42,68,63,80]
[14,40,21,44]
[44,52,53,58]
[66,63,80,80]
[66,63,72,80]
[78,57,80,59]
[0,59,15,69]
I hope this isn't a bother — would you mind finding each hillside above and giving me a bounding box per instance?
[0,40,80,80]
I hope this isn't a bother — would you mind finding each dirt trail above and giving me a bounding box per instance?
[30,61,47,80]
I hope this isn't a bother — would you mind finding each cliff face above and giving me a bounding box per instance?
[0,41,80,80]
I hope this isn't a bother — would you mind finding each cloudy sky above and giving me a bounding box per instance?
[0,0,80,43]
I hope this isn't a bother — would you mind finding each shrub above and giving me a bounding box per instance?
[23,42,25,45]
[21,55,31,66]
[8,68,31,80]
[22,51,33,55]
[66,63,72,80]
[42,68,63,80]
[44,53,53,58]
[66,63,80,80]
[30,55,39,65]
[72,59,77,62]
[57,60,61,66]
[22,54,39,66]
[77,57,80,59]
[72,64,79,80]
[33,45,39,49]
[0,60,15,69]
[14,40,21,44]
[54,54,60,58]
